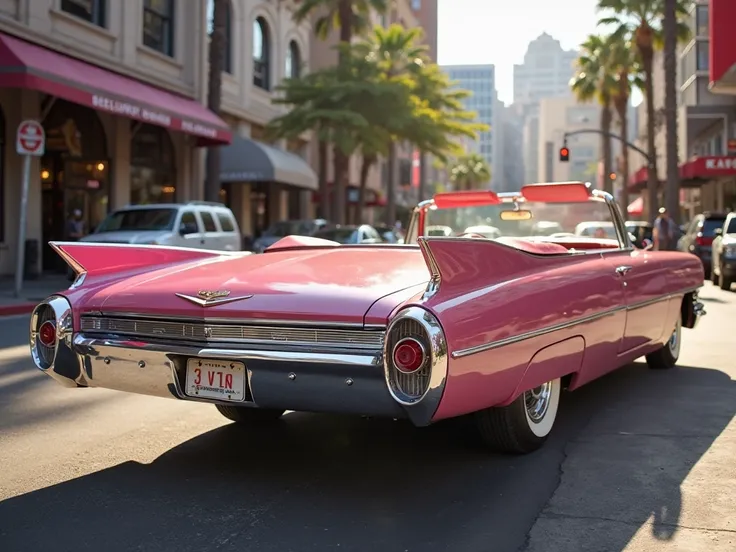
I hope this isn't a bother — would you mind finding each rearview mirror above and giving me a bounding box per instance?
[499,209,533,221]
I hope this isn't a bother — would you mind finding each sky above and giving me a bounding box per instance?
[436,0,643,106]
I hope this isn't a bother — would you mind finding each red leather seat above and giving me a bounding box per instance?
[496,238,569,255]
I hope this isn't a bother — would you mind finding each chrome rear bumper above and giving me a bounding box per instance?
[58,335,408,420]
[30,296,449,426]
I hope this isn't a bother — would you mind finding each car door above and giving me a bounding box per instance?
[176,210,205,248]
[197,210,221,250]
[606,246,671,353]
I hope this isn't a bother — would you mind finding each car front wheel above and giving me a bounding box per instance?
[719,266,732,291]
[646,314,681,370]
[215,404,285,424]
[473,377,562,454]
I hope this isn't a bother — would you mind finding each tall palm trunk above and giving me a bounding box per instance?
[317,138,329,219]
[615,93,630,217]
[601,98,613,195]
[358,153,376,218]
[330,0,354,225]
[663,0,680,224]
[204,0,227,202]
[638,31,660,222]
[386,145,397,225]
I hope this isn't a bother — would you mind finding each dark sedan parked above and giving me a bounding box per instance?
[678,212,727,274]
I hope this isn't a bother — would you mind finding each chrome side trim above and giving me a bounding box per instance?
[82,311,386,330]
[451,287,702,359]
[383,306,448,425]
[451,306,626,359]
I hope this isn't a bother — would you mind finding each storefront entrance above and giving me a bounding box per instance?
[40,99,109,272]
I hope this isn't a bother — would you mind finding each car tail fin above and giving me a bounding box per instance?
[50,242,236,279]
[416,237,564,292]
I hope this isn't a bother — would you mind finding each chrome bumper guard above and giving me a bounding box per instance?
[30,297,448,426]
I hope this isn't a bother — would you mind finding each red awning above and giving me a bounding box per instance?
[680,156,736,180]
[0,32,231,146]
[627,196,644,216]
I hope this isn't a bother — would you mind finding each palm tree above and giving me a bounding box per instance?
[571,34,617,195]
[597,0,691,221]
[609,38,643,215]
[663,0,691,223]
[292,0,389,224]
[349,25,485,223]
[446,153,492,191]
[204,0,228,202]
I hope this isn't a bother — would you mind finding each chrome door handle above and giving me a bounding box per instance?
[616,265,632,276]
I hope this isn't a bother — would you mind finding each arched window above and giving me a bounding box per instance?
[207,0,232,74]
[285,40,300,79]
[130,123,177,204]
[253,17,270,90]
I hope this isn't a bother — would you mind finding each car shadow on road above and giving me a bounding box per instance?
[0,363,732,552]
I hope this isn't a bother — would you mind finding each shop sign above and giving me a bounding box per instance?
[704,157,736,171]
[92,94,172,127]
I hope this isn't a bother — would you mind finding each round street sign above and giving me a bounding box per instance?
[16,120,46,156]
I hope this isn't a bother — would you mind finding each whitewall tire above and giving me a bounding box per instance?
[473,377,562,454]
[645,313,681,370]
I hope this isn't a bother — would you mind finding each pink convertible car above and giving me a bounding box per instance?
[29,182,705,454]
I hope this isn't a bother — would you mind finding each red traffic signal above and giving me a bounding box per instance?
[559,147,570,162]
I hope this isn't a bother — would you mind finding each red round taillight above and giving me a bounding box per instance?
[392,338,425,374]
[38,321,56,347]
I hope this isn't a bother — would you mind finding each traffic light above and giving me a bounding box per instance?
[559,147,570,162]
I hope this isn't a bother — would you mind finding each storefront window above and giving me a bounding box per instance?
[130,123,176,205]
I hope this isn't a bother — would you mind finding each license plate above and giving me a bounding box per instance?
[184,358,246,402]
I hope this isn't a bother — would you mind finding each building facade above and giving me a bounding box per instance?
[0,0,232,277]
[513,33,579,185]
[537,97,603,184]
[440,64,502,190]
[208,0,317,242]
[629,0,736,219]
[498,104,525,192]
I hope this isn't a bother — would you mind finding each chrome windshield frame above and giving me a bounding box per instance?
[407,187,632,250]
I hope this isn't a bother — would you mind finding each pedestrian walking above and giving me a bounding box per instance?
[66,209,85,241]
[653,207,677,251]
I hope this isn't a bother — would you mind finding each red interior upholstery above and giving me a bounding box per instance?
[496,237,569,255]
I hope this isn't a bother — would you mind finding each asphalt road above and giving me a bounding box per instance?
[0,284,733,552]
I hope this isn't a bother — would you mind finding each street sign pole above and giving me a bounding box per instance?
[14,120,46,298]
[14,154,32,297]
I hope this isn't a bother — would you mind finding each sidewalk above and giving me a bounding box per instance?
[0,275,70,317]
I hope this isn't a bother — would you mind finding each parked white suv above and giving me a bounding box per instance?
[80,202,242,251]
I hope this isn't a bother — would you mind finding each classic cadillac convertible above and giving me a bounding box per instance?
[29,182,705,454]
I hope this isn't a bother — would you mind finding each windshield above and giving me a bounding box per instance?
[421,200,618,241]
[313,228,359,244]
[702,218,726,236]
[726,218,736,234]
[96,208,177,233]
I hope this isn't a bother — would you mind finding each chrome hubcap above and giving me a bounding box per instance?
[525,382,552,423]
[668,317,681,357]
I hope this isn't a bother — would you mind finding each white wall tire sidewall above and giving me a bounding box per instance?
[524,378,561,438]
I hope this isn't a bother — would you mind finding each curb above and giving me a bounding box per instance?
[0,303,36,317]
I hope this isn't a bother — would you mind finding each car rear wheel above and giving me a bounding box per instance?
[646,314,681,370]
[711,266,720,285]
[473,377,561,454]
[215,404,285,424]
[718,267,732,291]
